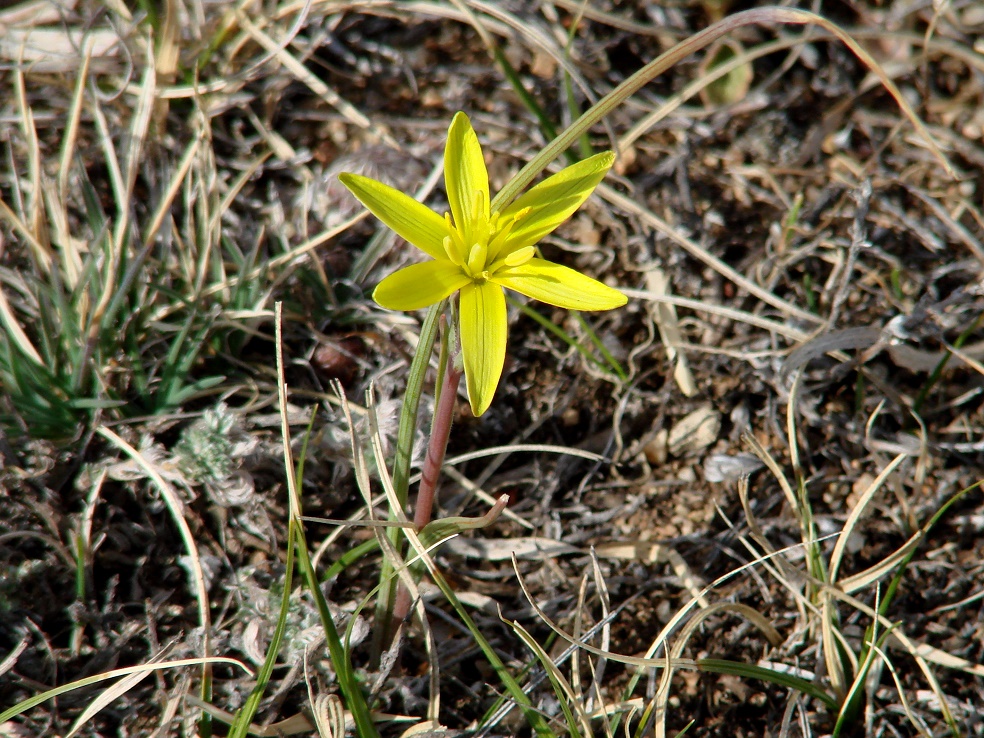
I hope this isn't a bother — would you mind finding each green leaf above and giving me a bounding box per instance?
[697,658,838,709]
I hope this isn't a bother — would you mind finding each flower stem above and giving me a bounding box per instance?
[371,301,445,665]
[393,339,461,625]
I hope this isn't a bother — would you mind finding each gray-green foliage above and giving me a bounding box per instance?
[173,404,258,507]
[174,404,240,487]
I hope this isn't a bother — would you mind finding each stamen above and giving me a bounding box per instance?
[443,213,466,266]
[474,189,489,220]
[488,206,532,259]
[503,245,535,267]
[443,236,458,265]
[466,242,488,276]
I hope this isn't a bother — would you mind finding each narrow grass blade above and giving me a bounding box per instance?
[492,7,951,212]
[0,658,248,724]
[226,521,298,738]
[269,303,381,738]
[400,526,554,736]
[507,295,620,380]
[511,620,583,737]
[696,659,838,710]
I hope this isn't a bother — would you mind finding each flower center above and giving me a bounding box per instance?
[443,199,536,281]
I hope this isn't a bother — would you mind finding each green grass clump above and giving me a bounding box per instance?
[0,85,255,442]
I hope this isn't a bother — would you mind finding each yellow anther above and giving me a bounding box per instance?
[503,245,535,267]
[466,242,488,276]
[473,189,488,219]
[443,213,466,265]
[488,206,533,259]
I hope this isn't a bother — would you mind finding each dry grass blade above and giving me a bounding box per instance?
[0,658,249,724]
[839,529,923,594]
[871,644,933,738]
[276,303,304,522]
[96,427,213,660]
[439,443,606,468]
[153,0,180,130]
[653,602,784,738]
[64,646,175,738]
[619,35,796,151]
[0,634,30,677]
[0,0,77,25]
[457,0,610,137]
[742,433,799,512]
[142,136,202,247]
[587,549,612,720]
[5,0,983,734]
[512,556,691,671]
[57,38,92,201]
[620,290,812,344]
[742,440,984,720]
[820,596,848,701]
[828,453,907,584]
[0,28,120,68]
[595,541,708,608]
[13,61,49,270]
[0,279,43,363]
[235,11,387,142]
[821,585,964,727]
[644,267,697,397]
[117,48,156,226]
[41,178,81,290]
[0,198,50,273]
[734,477,821,623]
[197,211,368,302]
[511,618,594,736]
[604,183,821,324]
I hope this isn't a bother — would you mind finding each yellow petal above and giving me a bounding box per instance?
[445,113,490,241]
[373,261,470,311]
[495,151,614,255]
[339,173,448,261]
[459,281,507,417]
[492,258,627,310]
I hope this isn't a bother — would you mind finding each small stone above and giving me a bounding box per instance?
[643,428,669,465]
[312,336,365,386]
[703,452,764,483]
[668,404,721,457]
[961,6,984,25]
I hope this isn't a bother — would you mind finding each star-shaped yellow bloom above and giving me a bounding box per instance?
[339,112,626,416]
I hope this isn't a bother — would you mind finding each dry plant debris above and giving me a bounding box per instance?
[1,0,984,736]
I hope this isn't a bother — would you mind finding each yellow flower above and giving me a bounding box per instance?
[339,112,626,416]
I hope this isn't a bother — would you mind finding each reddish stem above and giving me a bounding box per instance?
[392,355,462,625]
